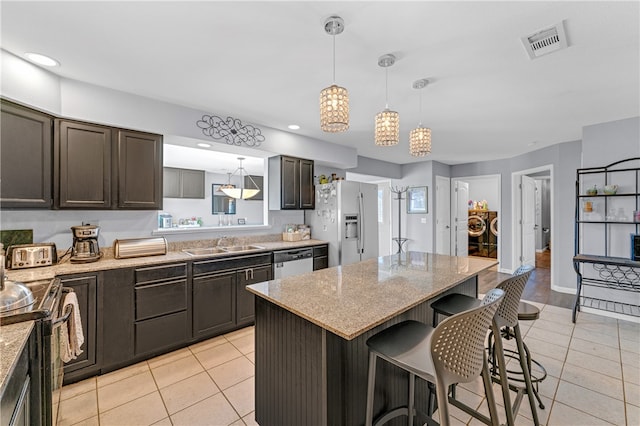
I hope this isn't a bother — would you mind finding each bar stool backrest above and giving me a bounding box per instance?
[430,288,505,386]
[493,265,534,329]
[513,264,534,277]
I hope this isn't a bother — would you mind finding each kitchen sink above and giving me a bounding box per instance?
[219,245,265,252]
[182,247,227,256]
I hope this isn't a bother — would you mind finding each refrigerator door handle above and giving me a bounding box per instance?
[358,192,365,254]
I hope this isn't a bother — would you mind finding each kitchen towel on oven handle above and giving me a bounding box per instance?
[56,289,84,363]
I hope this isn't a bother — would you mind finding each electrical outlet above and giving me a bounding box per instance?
[421,218,427,224]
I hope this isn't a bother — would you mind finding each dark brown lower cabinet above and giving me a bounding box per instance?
[313,244,329,271]
[100,268,135,374]
[60,274,99,383]
[133,264,189,358]
[193,271,236,339]
[0,328,33,426]
[56,254,273,386]
[236,265,272,326]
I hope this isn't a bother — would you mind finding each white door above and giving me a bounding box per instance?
[435,176,451,255]
[521,175,536,266]
[453,180,469,256]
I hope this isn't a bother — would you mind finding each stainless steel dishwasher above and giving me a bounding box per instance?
[273,248,314,278]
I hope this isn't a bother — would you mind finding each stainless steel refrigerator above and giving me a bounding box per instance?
[305,180,379,267]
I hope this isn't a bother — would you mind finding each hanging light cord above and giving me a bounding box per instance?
[332,33,336,83]
[385,67,389,109]
[418,87,423,126]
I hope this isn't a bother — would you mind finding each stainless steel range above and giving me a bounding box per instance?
[1,276,71,426]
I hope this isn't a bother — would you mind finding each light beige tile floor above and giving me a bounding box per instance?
[57,304,639,425]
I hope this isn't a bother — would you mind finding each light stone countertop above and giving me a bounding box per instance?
[0,321,33,396]
[247,252,498,340]
[5,238,328,283]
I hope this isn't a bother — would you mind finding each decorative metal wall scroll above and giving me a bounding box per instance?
[197,115,265,147]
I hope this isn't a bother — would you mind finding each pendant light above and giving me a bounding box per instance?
[219,172,235,192]
[320,16,349,133]
[220,157,261,200]
[375,54,399,146]
[409,79,432,157]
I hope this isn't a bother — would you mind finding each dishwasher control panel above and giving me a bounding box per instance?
[273,248,314,279]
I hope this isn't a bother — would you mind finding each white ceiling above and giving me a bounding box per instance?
[1,1,638,166]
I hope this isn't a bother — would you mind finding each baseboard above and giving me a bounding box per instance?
[550,284,574,294]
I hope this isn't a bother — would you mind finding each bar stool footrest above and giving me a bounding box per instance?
[372,407,436,426]
[449,396,493,425]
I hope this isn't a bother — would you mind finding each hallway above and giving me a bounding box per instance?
[478,249,574,309]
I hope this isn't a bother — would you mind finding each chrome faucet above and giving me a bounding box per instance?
[216,236,233,247]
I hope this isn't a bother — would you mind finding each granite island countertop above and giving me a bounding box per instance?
[247,251,498,340]
[0,321,34,396]
[6,238,328,283]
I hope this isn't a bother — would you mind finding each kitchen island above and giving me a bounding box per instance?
[247,251,498,426]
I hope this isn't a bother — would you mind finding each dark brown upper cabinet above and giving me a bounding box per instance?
[268,155,315,210]
[116,130,163,209]
[54,119,162,210]
[0,100,53,209]
[55,120,112,209]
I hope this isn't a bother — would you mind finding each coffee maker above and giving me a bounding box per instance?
[70,225,102,263]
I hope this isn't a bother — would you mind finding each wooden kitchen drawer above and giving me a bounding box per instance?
[313,245,328,258]
[135,263,187,285]
[135,279,187,321]
[135,310,189,356]
[192,253,271,276]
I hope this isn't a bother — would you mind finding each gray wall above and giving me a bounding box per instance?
[582,117,640,168]
[451,141,582,292]
[348,156,402,179]
[0,50,346,247]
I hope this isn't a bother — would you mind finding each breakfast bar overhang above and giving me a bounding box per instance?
[247,252,498,425]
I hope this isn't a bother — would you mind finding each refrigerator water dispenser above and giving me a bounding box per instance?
[344,214,359,239]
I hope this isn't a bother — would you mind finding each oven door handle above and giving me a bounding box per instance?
[53,304,73,326]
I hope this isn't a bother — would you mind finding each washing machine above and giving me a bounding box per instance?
[468,210,488,257]
[468,210,498,258]
[487,211,498,258]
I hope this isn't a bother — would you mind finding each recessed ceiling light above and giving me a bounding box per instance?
[288,124,300,130]
[197,143,211,148]
[24,52,59,67]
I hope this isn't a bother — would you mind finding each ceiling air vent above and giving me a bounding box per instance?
[521,20,568,60]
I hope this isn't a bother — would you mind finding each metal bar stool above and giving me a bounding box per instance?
[430,265,540,426]
[365,288,505,426]
[488,300,547,410]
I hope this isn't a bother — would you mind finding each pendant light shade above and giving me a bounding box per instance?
[375,109,400,146]
[320,16,349,133]
[375,54,399,146]
[220,157,261,200]
[409,127,432,157]
[409,79,432,157]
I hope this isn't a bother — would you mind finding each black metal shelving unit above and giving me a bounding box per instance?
[573,157,640,322]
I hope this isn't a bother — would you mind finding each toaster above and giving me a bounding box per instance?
[7,243,58,269]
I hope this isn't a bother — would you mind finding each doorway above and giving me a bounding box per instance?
[511,165,554,290]
[435,176,451,255]
[451,175,501,265]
